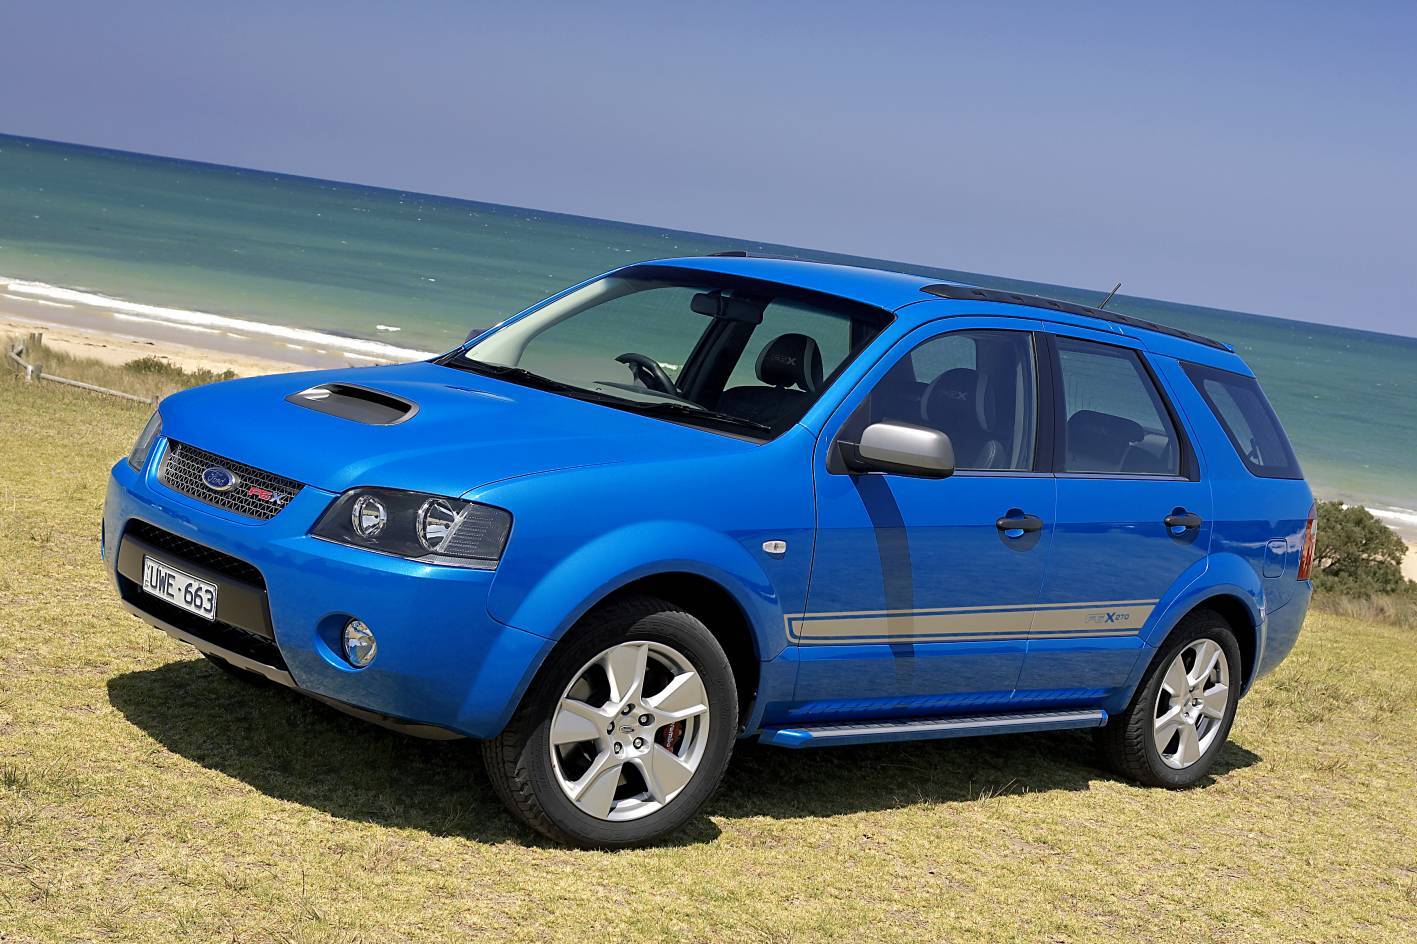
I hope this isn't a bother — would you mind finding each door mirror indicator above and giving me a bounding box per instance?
[839,422,955,479]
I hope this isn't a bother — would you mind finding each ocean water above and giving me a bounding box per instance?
[2,133,1414,527]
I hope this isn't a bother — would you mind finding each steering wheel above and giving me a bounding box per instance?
[615,353,678,396]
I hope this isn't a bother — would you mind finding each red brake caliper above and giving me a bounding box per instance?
[656,720,685,753]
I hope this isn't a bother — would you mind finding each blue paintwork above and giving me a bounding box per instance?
[102,255,1313,744]
[794,317,1054,719]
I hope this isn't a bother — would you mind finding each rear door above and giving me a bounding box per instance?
[792,318,1056,722]
[1017,326,1212,706]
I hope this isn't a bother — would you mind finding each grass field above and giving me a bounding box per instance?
[2,372,1415,943]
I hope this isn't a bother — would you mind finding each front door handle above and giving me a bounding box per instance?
[1164,510,1203,533]
[996,513,1044,538]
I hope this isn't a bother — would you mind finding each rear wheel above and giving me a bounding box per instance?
[482,596,737,847]
[1097,609,1240,787]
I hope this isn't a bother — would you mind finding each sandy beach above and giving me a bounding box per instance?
[1,280,427,376]
[2,313,308,377]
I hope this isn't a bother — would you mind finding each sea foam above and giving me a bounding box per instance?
[1368,506,1417,530]
[0,275,439,361]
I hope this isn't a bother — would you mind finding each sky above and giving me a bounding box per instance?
[1,1,1414,334]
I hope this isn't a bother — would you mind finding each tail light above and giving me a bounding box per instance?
[1296,502,1317,581]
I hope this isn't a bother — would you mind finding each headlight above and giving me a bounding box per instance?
[128,411,163,472]
[312,487,512,569]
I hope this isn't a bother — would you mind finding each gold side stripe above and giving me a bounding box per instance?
[795,599,1159,620]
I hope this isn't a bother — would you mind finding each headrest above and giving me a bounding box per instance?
[923,368,981,429]
[755,333,823,392]
[1068,410,1144,445]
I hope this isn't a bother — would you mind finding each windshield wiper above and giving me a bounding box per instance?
[451,359,620,401]
[629,401,773,436]
[451,357,772,436]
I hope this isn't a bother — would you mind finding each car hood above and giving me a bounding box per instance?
[158,361,754,497]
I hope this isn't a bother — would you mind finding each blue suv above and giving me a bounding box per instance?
[104,255,1315,846]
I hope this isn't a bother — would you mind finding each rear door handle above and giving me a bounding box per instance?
[1164,511,1203,533]
[996,513,1044,538]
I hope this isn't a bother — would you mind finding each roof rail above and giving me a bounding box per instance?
[919,283,1228,351]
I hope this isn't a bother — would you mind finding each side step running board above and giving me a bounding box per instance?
[759,709,1107,749]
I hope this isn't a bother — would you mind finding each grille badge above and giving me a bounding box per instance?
[161,440,303,521]
[201,466,238,492]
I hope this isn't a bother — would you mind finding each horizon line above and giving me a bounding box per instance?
[3,130,1413,344]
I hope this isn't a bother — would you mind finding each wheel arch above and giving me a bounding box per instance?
[485,520,793,737]
[1121,553,1265,712]
[1192,593,1259,692]
[584,572,761,729]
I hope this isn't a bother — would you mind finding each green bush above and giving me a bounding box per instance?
[1311,500,1415,597]
[124,355,237,385]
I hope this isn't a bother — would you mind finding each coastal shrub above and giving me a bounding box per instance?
[4,335,236,399]
[125,355,237,386]
[1311,500,1413,597]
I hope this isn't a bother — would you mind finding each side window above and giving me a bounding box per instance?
[1054,337,1181,475]
[847,330,1037,471]
[1183,363,1302,479]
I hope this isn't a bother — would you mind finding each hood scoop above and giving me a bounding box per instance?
[286,382,418,426]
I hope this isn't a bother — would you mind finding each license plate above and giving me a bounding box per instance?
[141,556,217,621]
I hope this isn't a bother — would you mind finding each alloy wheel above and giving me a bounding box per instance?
[549,640,711,821]
[1152,638,1230,769]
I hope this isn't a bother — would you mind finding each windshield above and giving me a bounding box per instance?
[444,266,891,439]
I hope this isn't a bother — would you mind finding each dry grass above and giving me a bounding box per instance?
[1312,590,1417,630]
[4,334,236,400]
[1,372,1415,943]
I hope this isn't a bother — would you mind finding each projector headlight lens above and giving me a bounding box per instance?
[313,487,511,569]
[416,498,459,550]
[342,619,377,668]
[350,494,388,538]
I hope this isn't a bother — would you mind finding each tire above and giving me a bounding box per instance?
[482,596,738,848]
[202,651,269,684]
[1096,609,1241,788]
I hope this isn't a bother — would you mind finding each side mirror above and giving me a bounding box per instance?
[839,421,955,478]
[465,326,488,343]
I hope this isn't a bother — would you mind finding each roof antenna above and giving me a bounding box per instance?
[1097,281,1122,310]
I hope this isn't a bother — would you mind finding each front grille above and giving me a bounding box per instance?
[118,574,286,670]
[159,440,303,520]
[124,520,265,585]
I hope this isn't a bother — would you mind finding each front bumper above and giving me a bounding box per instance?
[103,440,555,739]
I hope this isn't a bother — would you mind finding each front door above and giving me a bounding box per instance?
[1016,327,1213,707]
[791,320,1056,723]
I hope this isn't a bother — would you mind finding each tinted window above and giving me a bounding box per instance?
[1055,338,1181,475]
[847,330,1037,471]
[1184,363,1302,479]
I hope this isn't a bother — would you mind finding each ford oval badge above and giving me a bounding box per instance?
[201,466,237,492]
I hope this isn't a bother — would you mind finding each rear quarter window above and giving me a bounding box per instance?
[1184,363,1303,479]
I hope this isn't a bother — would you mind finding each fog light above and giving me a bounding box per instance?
[342,619,377,668]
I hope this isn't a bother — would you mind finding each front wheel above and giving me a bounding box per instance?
[482,596,738,847]
[1097,609,1240,787]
